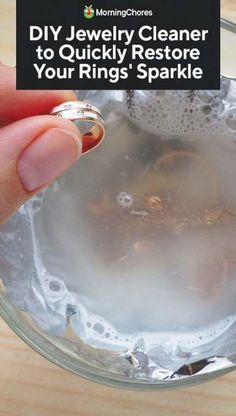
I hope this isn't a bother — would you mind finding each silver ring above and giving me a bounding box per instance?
[50,101,105,154]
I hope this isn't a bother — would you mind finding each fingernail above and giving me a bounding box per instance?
[18,128,82,191]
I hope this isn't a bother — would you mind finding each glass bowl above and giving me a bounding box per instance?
[0,20,236,391]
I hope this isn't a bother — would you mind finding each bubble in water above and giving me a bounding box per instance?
[117,192,133,208]
[93,323,105,334]
[201,105,212,115]
[197,90,215,104]
[226,112,236,131]
[32,200,42,210]
[49,280,61,292]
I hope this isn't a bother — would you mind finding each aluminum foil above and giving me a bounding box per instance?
[121,347,235,381]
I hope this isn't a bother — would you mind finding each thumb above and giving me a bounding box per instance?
[0,115,82,224]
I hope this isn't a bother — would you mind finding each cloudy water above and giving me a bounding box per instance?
[29,119,236,354]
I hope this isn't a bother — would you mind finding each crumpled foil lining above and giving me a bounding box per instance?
[0,79,236,383]
[121,347,235,381]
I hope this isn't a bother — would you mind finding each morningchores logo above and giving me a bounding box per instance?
[84,5,153,18]
[84,5,95,19]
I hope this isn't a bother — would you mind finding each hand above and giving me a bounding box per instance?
[0,64,82,224]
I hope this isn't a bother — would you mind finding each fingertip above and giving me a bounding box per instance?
[0,114,83,160]
[18,127,82,192]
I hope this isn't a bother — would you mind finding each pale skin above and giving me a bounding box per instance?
[0,64,83,224]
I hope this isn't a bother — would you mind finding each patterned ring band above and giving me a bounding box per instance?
[50,101,105,154]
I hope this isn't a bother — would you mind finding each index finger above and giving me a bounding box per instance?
[0,64,77,125]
